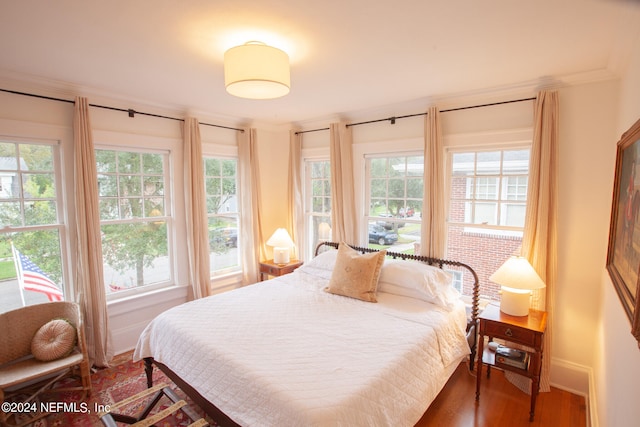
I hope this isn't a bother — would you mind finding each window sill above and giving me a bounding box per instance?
[107,285,188,316]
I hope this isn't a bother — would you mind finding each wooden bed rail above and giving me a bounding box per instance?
[315,241,480,370]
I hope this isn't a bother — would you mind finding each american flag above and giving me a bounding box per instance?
[12,244,63,302]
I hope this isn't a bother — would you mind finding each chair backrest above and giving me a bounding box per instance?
[0,301,81,365]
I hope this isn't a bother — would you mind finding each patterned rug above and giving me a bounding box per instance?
[11,351,216,427]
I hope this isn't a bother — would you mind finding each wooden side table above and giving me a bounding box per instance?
[259,259,303,281]
[475,303,547,422]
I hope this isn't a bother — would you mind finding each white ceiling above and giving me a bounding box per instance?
[1,0,639,127]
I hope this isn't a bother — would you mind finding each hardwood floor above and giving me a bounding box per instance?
[416,362,587,426]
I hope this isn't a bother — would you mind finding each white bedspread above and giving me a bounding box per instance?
[134,269,470,427]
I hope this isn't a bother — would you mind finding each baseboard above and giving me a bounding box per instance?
[550,357,596,427]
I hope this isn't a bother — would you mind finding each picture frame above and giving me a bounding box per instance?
[607,117,640,347]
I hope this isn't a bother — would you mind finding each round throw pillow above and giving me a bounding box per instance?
[31,318,77,362]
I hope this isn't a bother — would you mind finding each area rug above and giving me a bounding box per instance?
[13,351,217,427]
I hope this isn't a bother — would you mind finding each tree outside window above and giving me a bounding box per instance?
[97,149,171,294]
[0,141,65,313]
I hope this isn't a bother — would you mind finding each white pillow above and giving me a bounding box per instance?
[300,249,338,271]
[296,249,338,279]
[378,259,460,310]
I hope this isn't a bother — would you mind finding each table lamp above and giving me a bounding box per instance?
[489,256,546,316]
[267,228,295,264]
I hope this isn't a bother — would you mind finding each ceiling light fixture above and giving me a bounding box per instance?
[224,41,290,100]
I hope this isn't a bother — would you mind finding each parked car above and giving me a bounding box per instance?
[368,224,398,246]
[210,227,238,248]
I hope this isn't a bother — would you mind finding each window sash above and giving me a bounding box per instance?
[204,156,241,276]
[96,147,174,298]
[0,139,68,313]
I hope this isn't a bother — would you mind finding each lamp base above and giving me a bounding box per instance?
[273,247,290,265]
[500,287,531,316]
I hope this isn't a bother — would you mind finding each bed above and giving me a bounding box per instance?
[134,242,479,426]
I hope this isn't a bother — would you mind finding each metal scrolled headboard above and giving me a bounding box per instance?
[314,241,480,370]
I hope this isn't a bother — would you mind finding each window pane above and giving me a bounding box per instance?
[474,202,497,225]
[366,154,423,252]
[502,203,526,227]
[477,151,501,174]
[388,178,405,198]
[503,149,530,174]
[21,144,53,171]
[145,198,164,217]
[24,200,57,225]
[205,158,221,176]
[370,178,386,198]
[100,199,119,220]
[120,197,143,219]
[406,177,423,199]
[222,159,236,176]
[407,156,424,176]
[0,230,64,314]
[143,175,164,197]
[119,175,141,197]
[306,160,332,258]
[209,216,240,272]
[118,152,140,173]
[311,162,324,179]
[222,177,236,196]
[96,150,116,173]
[312,180,324,197]
[205,157,240,275]
[98,174,118,197]
[0,142,16,157]
[0,202,22,226]
[102,222,169,293]
[370,158,387,178]
[143,153,163,174]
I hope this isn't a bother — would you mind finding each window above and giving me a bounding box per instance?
[366,154,423,250]
[447,147,530,301]
[204,156,240,275]
[304,159,331,258]
[450,149,529,233]
[0,139,66,313]
[96,149,173,297]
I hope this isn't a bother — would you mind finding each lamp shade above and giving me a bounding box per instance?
[266,228,294,248]
[489,256,546,291]
[267,228,295,264]
[490,256,545,316]
[224,42,290,99]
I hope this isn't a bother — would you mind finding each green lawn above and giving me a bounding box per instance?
[0,260,16,281]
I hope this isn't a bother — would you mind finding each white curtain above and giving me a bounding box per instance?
[330,122,358,244]
[239,129,265,284]
[507,90,559,393]
[421,106,446,258]
[183,117,211,299]
[287,130,304,259]
[73,97,113,367]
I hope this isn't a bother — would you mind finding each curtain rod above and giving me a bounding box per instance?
[294,96,536,135]
[0,88,245,133]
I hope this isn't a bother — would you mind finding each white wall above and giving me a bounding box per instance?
[255,127,291,260]
[595,26,640,427]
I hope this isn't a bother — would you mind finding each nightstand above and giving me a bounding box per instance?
[259,259,303,281]
[475,303,547,422]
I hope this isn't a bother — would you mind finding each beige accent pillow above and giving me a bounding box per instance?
[325,243,387,302]
[31,318,77,362]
